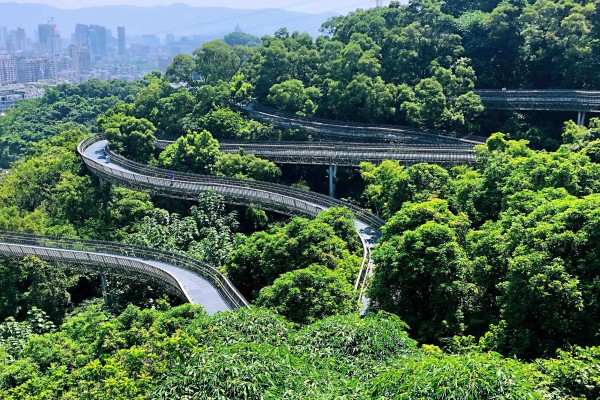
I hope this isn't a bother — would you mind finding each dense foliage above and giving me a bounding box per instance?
[163,0,600,142]
[0,79,140,168]
[3,303,596,399]
[2,0,600,396]
[364,121,600,358]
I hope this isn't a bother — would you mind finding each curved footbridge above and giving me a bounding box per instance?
[244,103,487,146]
[156,140,477,167]
[475,89,600,126]
[0,231,248,314]
[79,136,384,305]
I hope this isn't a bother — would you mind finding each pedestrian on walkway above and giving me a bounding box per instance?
[169,171,174,186]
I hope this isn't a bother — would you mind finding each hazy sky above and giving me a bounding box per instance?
[0,0,384,14]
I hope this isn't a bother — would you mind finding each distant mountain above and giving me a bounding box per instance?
[0,3,337,39]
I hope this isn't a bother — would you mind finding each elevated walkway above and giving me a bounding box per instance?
[156,140,476,167]
[79,136,383,304]
[0,231,248,314]
[244,103,486,146]
[476,89,600,112]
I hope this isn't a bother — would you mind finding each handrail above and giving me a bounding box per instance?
[245,103,487,146]
[155,139,477,167]
[0,230,249,310]
[475,89,600,112]
[78,136,385,230]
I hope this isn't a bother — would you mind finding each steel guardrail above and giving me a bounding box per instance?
[0,230,249,310]
[245,103,487,146]
[476,89,600,112]
[155,139,476,166]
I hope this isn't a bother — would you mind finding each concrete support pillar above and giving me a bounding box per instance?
[329,165,338,199]
[100,274,111,307]
[577,111,587,126]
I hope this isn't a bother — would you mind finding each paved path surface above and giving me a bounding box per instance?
[82,138,381,252]
[156,140,476,166]
[81,137,382,305]
[0,241,232,314]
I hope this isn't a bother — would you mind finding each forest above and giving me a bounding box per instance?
[1,0,600,398]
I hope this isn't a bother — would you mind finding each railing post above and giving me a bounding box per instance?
[100,273,112,308]
[577,111,586,127]
[329,164,337,199]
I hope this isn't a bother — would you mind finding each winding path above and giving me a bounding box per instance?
[80,136,382,303]
[156,140,477,167]
[2,100,488,313]
[245,103,487,146]
[4,90,597,315]
[0,231,248,314]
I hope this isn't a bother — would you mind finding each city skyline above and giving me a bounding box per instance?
[0,0,382,15]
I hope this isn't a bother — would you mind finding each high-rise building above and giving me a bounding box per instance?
[16,57,55,83]
[68,44,91,73]
[74,24,89,45]
[38,22,61,56]
[87,25,107,59]
[0,55,17,83]
[15,28,26,52]
[117,26,126,55]
[1,27,9,49]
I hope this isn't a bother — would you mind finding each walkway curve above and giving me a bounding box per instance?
[476,89,600,112]
[156,140,477,167]
[0,231,248,314]
[244,103,487,146]
[78,135,383,303]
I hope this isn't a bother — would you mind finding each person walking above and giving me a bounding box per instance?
[169,171,174,186]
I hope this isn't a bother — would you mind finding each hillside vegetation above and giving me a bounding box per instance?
[1,0,600,398]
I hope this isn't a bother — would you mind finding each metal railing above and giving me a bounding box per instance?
[244,103,487,146]
[78,135,384,309]
[78,136,385,230]
[155,139,477,167]
[0,231,249,310]
[476,89,600,112]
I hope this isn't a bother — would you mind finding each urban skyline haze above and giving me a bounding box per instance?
[0,0,385,14]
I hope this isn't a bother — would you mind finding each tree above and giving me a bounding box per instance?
[256,264,357,324]
[102,113,157,163]
[152,88,195,136]
[197,108,275,141]
[165,54,196,86]
[193,40,241,84]
[0,256,74,323]
[267,79,321,115]
[216,153,281,182]
[501,252,584,358]
[224,32,261,48]
[369,221,473,342]
[401,77,447,128]
[132,75,173,121]
[226,215,359,299]
[158,130,220,174]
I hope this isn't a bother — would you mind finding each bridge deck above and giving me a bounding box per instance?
[155,140,476,167]
[476,89,600,112]
[80,136,382,306]
[0,239,233,314]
